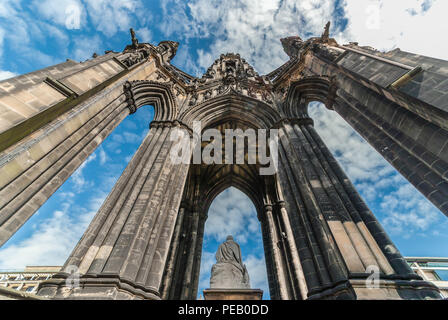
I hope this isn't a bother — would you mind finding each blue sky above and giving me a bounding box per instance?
[0,0,448,299]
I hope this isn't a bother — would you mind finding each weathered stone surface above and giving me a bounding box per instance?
[210,235,250,289]
[203,289,263,300]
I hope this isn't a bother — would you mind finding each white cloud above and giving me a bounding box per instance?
[343,0,448,60]
[84,0,143,37]
[163,0,448,76]
[164,0,344,74]
[198,251,215,291]
[245,254,269,292]
[99,147,107,165]
[135,27,151,43]
[0,0,66,67]
[0,70,17,81]
[309,102,393,184]
[32,0,85,29]
[381,182,442,236]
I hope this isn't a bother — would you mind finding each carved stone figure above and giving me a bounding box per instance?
[210,235,250,289]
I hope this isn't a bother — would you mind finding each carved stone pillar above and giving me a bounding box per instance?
[276,119,442,299]
[37,123,191,299]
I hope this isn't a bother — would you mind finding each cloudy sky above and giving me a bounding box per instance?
[0,0,447,299]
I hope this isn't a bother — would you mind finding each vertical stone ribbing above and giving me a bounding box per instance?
[139,158,190,291]
[263,205,290,300]
[190,214,206,299]
[275,114,438,298]
[305,123,417,279]
[291,123,389,274]
[38,124,191,299]
[300,124,394,276]
[72,126,165,273]
[273,207,299,299]
[276,202,308,299]
[180,210,200,299]
[0,98,129,246]
[100,126,175,277]
[277,123,348,295]
[160,206,186,299]
[259,208,280,300]
[335,90,448,214]
[168,206,193,299]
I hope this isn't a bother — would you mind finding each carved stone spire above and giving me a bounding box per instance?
[130,28,139,48]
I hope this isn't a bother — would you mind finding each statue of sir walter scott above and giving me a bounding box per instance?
[210,235,250,289]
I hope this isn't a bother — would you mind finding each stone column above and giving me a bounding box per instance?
[190,213,207,299]
[160,205,186,299]
[180,209,200,300]
[333,91,448,216]
[37,122,191,300]
[304,52,448,216]
[165,204,194,300]
[275,118,442,299]
[275,200,308,300]
[277,121,348,298]
[302,122,414,277]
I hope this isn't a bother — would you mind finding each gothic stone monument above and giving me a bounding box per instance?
[0,24,447,299]
[204,235,263,300]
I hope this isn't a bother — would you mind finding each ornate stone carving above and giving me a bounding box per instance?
[130,28,139,49]
[210,235,250,289]
[156,71,168,81]
[189,92,198,106]
[186,53,273,106]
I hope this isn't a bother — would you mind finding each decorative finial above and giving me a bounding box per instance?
[130,28,139,48]
[322,21,330,42]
